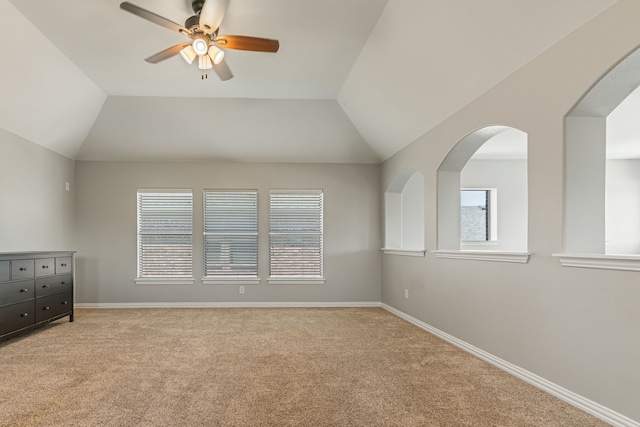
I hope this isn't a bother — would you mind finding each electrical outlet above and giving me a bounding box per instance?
[65,182,70,191]
[239,286,245,294]
[404,289,408,299]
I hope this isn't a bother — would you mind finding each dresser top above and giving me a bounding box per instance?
[0,251,75,261]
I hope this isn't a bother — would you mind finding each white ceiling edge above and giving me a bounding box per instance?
[0,0,106,159]
[338,0,619,162]
[77,97,380,164]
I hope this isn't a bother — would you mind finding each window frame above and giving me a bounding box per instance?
[460,188,498,244]
[202,189,260,285]
[136,189,194,285]
[268,189,325,285]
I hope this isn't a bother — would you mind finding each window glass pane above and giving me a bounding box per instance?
[269,191,323,278]
[137,191,193,278]
[204,191,258,277]
[461,190,489,241]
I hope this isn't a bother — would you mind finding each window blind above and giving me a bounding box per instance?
[204,191,258,277]
[137,191,193,278]
[269,190,323,277]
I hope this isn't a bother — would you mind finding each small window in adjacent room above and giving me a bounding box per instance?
[461,189,497,242]
[268,190,325,284]
[136,190,193,284]
[203,190,259,284]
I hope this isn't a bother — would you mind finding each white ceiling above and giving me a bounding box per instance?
[2,0,622,163]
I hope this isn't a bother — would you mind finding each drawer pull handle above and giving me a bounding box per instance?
[42,265,49,269]
[20,288,29,292]
[62,301,69,305]
[19,267,27,271]
[43,306,50,310]
[61,263,67,267]
[43,285,50,288]
[21,313,28,317]
[61,281,67,285]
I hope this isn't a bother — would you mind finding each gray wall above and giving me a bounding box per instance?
[381,1,640,422]
[74,161,381,305]
[0,128,75,252]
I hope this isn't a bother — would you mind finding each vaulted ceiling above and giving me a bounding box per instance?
[1,0,620,163]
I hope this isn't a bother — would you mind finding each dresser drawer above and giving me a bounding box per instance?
[35,274,72,298]
[11,259,34,280]
[0,301,35,335]
[35,292,73,323]
[56,257,72,274]
[0,279,34,307]
[0,261,9,282]
[35,258,55,277]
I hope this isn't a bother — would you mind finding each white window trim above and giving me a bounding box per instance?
[135,277,194,285]
[203,190,259,282]
[268,277,326,285]
[553,253,640,272]
[381,249,426,257]
[268,189,324,282]
[136,189,193,282]
[432,250,530,263]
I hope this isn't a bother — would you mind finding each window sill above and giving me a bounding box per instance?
[135,277,195,285]
[432,250,530,263]
[381,248,426,257]
[202,277,261,285]
[268,277,326,285]
[552,253,640,272]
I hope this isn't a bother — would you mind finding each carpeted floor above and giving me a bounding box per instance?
[0,308,608,426]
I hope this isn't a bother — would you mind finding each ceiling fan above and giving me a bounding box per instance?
[120,0,279,81]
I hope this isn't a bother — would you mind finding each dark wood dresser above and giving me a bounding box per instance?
[0,252,74,340]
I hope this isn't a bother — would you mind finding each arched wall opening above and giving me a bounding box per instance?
[383,168,425,255]
[437,126,528,254]
[564,47,640,257]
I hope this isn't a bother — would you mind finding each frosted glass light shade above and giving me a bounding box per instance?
[198,54,213,70]
[180,45,197,64]
[208,46,225,65]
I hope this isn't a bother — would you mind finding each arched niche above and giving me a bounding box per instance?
[564,47,640,257]
[436,126,529,261]
[383,168,425,256]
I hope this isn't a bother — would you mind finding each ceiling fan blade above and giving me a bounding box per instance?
[120,2,192,36]
[212,58,233,81]
[215,35,279,53]
[145,43,191,63]
[199,0,229,35]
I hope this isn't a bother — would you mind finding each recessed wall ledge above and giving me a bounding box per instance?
[381,248,426,257]
[553,253,640,272]
[432,250,530,263]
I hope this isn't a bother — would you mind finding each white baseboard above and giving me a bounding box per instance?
[381,303,639,427]
[75,301,382,309]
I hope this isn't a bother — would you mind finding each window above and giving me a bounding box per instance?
[461,189,497,242]
[269,190,324,284]
[136,190,193,284]
[382,168,425,256]
[203,190,259,284]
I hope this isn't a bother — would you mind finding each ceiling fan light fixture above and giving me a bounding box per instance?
[192,35,209,56]
[208,46,225,65]
[180,45,197,64]
[198,54,213,70]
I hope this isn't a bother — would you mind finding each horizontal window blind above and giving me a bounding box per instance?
[204,191,258,277]
[269,191,323,277]
[137,191,193,278]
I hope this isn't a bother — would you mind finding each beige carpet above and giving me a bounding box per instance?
[0,308,607,426]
